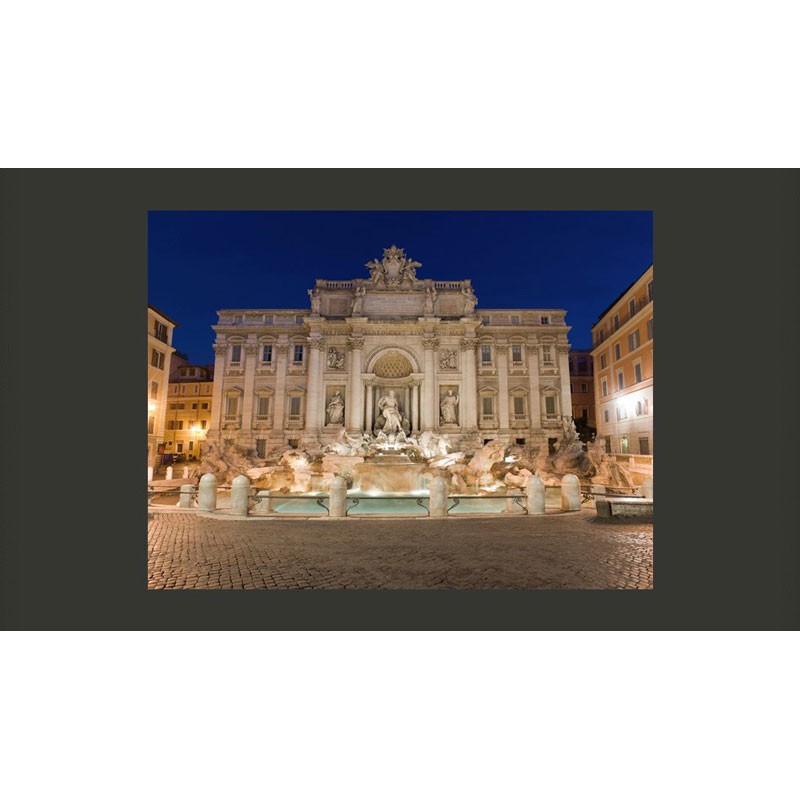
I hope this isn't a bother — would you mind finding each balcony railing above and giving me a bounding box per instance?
[593,293,653,346]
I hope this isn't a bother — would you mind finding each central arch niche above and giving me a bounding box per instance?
[373,351,413,379]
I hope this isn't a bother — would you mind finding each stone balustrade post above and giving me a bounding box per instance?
[179,484,194,508]
[198,473,218,511]
[526,475,545,515]
[329,476,348,517]
[147,466,153,483]
[231,475,251,516]
[255,490,272,513]
[561,473,580,511]
[182,467,189,479]
[165,465,173,480]
[429,476,448,517]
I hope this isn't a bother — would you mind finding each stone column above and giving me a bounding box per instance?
[305,337,325,431]
[422,338,437,430]
[241,342,259,434]
[558,344,573,419]
[272,344,289,434]
[412,381,420,433]
[347,337,364,432]
[527,341,542,428]
[210,342,227,432]
[364,380,374,433]
[460,338,478,429]
[497,339,510,432]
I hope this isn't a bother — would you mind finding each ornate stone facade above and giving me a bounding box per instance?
[206,247,573,453]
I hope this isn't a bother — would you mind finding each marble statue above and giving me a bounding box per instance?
[308,288,321,314]
[351,285,365,315]
[440,389,459,424]
[461,284,477,314]
[377,390,403,434]
[327,348,345,369]
[424,285,437,315]
[326,391,345,425]
[366,245,421,286]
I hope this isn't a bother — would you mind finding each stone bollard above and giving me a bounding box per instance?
[561,473,581,511]
[166,466,173,480]
[526,475,545,515]
[429,476,448,517]
[182,467,189,479]
[329,476,348,517]
[231,475,251,516]
[643,476,654,499]
[179,484,194,508]
[147,466,154,483]
[255,490,272,513]
[198,473,218,511]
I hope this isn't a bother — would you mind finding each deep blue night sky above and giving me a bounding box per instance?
[148,210,653,365]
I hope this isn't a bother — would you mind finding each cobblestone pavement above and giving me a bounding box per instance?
[148,510,653,590]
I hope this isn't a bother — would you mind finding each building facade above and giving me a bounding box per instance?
[206,246,574,456]
[591,265,653,469]
[164,360,214,460]
[568,349,595,434]
[147,305,178,468]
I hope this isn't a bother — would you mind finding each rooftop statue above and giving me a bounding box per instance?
[365,245,421,286]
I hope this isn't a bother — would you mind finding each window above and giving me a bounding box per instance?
[177,442,183,453]
[634,362,643,383]
[598,329,605,343]
[150,348,164,369]
[188,441,194,450]
[147,416,155,434]
[629,330,640,351]
[616,406,627,421]
[613,314,620,331]
[614,343,621,360]
[230,344,242,363]
[511,315,520,325]
[540,316,550,325]
[180,386,186,394]
[617,371,625,391]
[580,383,588,392]
[169,402,178,410]
[481,345,492,364]
[605,437,612,454]
[482,396,494,416]
[601,378,608,397]
[191,403,197,409]
[600,353,607,369]
[201,402,208,410]
[604,409,610,422]
[293,345,304,363]
[542,345,554,363]
[544,396,557,416]
[167,420,175,430]
[177,403,185,410]
[635,398,649,416]
[178,421,184,430]
[647,318,654,340]
[515,438,526,445]
[577,358,587,373]
[629,299,637,317]
[290,396,302,417]
[257,396,270,418]
[150,381,158,399]
[226,396,239,416]
[256,439,267,459]
[262,344,273,363]
[511,344,522,363]
[193,385,199,394]
[638,437,650,455]
[201,420,207,429]
[153,320,168,342]
[513,396,525,416]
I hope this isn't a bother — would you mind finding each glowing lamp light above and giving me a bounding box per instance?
[148,402,157,413]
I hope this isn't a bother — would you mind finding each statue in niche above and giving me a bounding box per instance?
[440,389,459,424]
[326,391,345,425]
[439,349,457,370]
[327,348,345,370]
[376,389,405,434]
[424,285,437,315]
[351,284,366,314]
[308,288,321,314]
[461,284,477,314]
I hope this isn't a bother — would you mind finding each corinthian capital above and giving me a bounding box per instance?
[556,344,571,355]
[307,338,326,350]
[460,338,478,351]
[244,343,259,355]
[212,343,228,355]
[422,338,438,350]
[346,337,364,351]
[275,344,289,356]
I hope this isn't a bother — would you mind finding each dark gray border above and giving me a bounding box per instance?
[1,169,797,630]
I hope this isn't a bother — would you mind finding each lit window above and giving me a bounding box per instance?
[635,398,649,416]
[616,406,627,421]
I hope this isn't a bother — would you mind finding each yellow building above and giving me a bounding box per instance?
[164,360,214,460]
[591,265,653,479]
[148,305,177,469]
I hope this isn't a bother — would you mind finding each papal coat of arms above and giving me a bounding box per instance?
[365,245,421,286]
